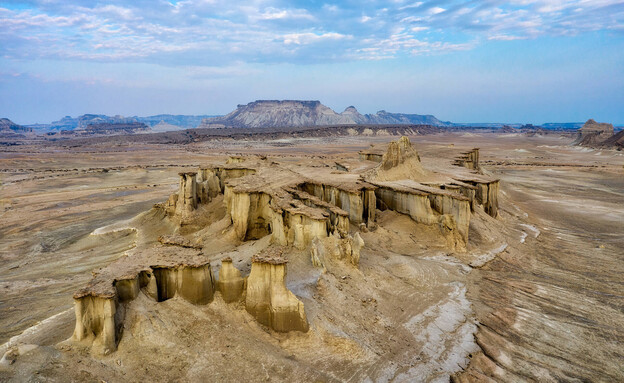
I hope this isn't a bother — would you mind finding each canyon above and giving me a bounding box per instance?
[0,131,622,382]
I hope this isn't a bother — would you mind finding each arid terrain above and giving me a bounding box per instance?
[1,132,623,382]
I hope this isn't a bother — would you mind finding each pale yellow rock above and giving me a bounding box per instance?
[350,232,365,266]
[245,252,308,332]
[217,258,245,303]
[72,296,118,354]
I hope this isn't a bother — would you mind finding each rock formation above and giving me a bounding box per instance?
[599,129,624,149]
[453,148,479,170]
[216,257,245,303]
[69,135,501,353]
[70,244,312,353]
[245,248,308,332]
[75,122,150,135]
[574,119,615,146]
[71,247,214,354]
[199,100,450,128]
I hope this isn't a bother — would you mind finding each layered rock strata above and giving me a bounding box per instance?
[71,246,310,353]
[71,247,213,354]
[216,257,245,303]
[245,248,309,332]
[574,119,614,146]
[372,180,471,249]
[453,148,479,170]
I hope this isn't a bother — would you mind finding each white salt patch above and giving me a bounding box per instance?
[519,223,540,238]
[398,283,479,381]
[91,219,137,235]
[469,243,508,267]
[520,232,528,244]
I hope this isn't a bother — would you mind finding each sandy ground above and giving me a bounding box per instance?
[1,132,623,382]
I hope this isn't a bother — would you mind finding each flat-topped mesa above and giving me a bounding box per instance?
[453,148,480,170]
[71,247,214,354]
[245,248,309,332]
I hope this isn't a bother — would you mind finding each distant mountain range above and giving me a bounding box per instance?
[26,114,218,132]
[4,101,619,137]
[199,100,451,128]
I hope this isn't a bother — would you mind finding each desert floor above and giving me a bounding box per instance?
[1,133,622,381]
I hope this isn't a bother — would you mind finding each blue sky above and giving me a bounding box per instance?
[0,0,623,125]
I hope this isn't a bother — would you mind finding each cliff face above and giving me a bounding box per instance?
[200,100,449,128]
[245,250,309,332]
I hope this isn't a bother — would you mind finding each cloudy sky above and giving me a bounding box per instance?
[1,0,623,124]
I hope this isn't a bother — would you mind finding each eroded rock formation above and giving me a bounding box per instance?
[575,119,614,146]
[216,257,245,303]
[245,248,309,332]
[69,135,501,354]
[574,119,623,149]
[453,148,479,170]
[71,247,213,354]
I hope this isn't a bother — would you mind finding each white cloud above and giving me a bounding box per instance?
[429,7,446,15]
[0,0,622,66]
[258,7,315,21]
[283,32,349,45]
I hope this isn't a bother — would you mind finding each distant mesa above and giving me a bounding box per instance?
[199,100,451,129]
[0,118,32,134]
[574,119,621,149]
[78,122,150,135]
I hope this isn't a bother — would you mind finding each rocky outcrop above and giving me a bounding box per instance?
[599,129,624,149]
[450,147,500,218]
[574,119,615,146]
[71,247,214,354]
[245,249,308,332]
[366,136,426,181]
[297,182,376,227]
[70,245,313,353]
[174,172,198,216]
[76,122,150,136]
[373,181,471,250]
[453,148,479,170]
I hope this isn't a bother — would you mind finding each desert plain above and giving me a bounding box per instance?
[0,131,623,382]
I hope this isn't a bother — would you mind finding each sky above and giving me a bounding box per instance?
[0,0,623,125]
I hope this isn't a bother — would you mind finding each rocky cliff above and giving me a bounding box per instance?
[200,100,449,128]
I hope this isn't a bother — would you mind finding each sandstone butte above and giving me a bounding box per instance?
[68,136,500,354]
